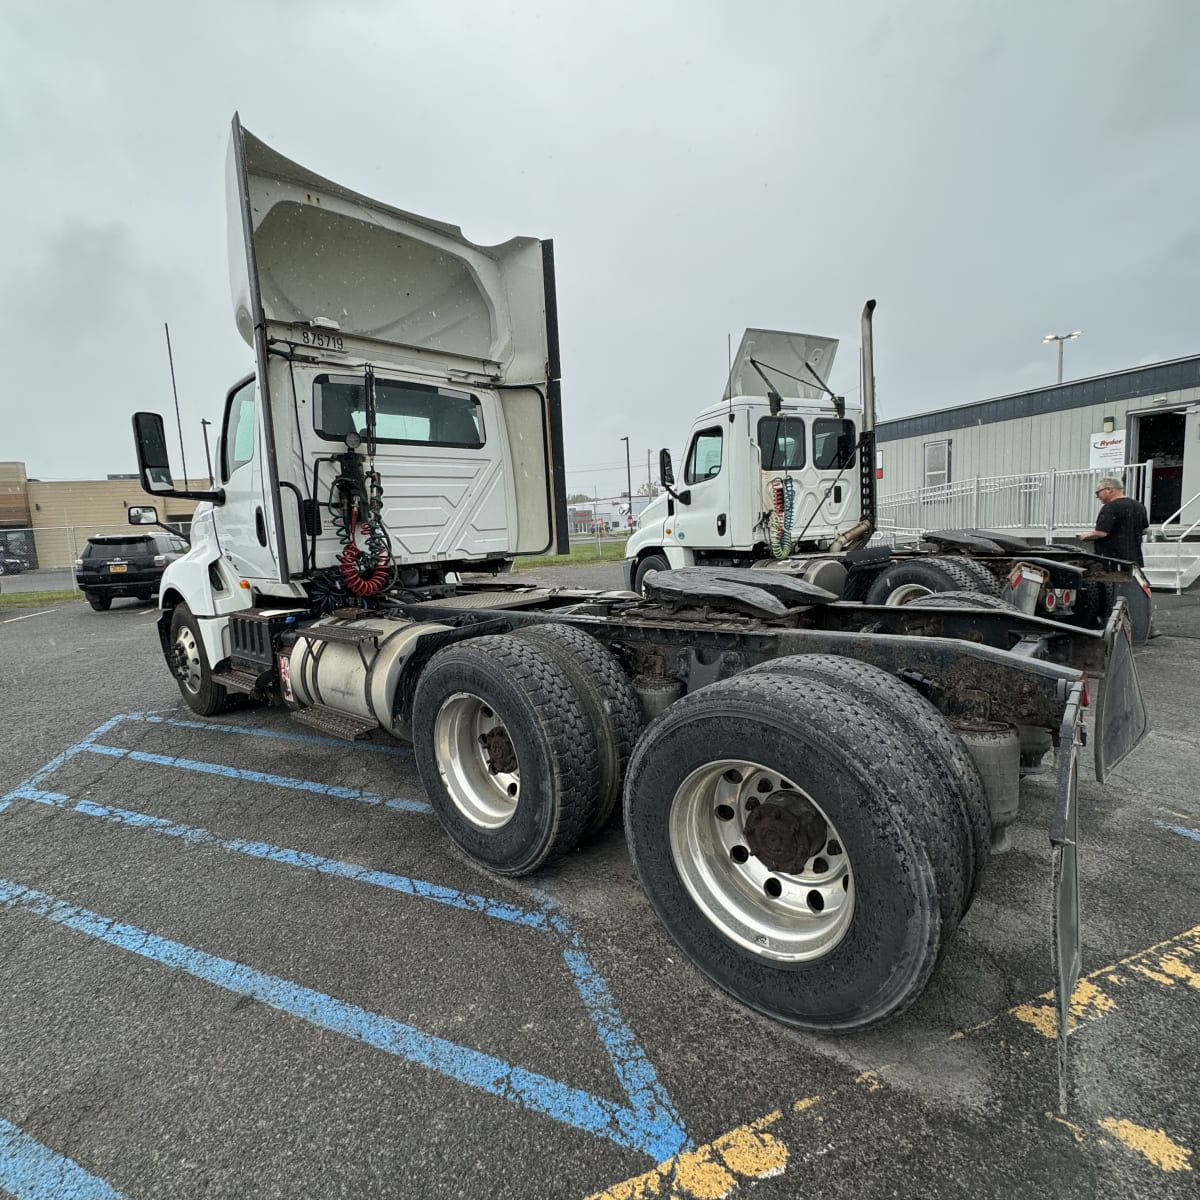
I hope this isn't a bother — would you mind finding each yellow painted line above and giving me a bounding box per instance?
[584,1106,795,1200]
[1097,1118,1193,1172]
[985,923,1200,1041]
[589,925,1200,1198]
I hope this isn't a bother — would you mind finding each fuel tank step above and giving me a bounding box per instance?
[291,705,380,741]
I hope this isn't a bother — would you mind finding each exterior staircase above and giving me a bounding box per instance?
[1144,529,1200,592]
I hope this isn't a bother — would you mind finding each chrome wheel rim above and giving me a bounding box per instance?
[173,626,203,695]
[885,583,933,606]
[669,759,854,962]
[433,693,520,830]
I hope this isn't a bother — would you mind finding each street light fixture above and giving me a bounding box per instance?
[1043,330,1082,384]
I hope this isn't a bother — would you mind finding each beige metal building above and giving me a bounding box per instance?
[876,354,1200,527]
[0,462,200,569]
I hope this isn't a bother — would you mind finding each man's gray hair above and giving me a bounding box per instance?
[1097,476,1124,491]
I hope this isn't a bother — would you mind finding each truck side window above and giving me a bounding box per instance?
[813,418,856,469]
[758,416,806,471]
[221,379,257,481]
[684,427,724,485]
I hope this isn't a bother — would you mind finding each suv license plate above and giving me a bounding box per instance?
[109,564,127,573]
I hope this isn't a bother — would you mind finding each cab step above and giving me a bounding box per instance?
[212,666,268,695]
[291,705,380,741]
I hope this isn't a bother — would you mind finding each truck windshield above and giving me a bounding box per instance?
[759,416,805,470]
[313,374,485,448]
[813,418,856,469]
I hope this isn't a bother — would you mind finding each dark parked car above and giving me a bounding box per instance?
[0,555,26,576]
[75,532,188,611]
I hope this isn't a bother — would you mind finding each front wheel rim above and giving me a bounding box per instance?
[172,626,203,695]
[433,693,520,830]
[669,759,854,962]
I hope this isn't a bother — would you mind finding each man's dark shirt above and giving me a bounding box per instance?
[1095,496,1149,565]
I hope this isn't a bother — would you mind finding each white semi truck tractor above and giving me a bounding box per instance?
[129,117,1146,1061]
[623,326,1154,642]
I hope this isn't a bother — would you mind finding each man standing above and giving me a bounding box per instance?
[1079,477,1149,566]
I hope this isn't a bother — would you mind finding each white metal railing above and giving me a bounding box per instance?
[1152,489,1200,592]
[878,462,1153,540]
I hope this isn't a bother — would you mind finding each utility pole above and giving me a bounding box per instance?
[647,448,652,496]
[620,435,632,530]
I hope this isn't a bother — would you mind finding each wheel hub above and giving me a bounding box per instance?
[744,793,828,874]
[484,727,518,775]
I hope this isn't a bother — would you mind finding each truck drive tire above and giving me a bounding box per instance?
[413,633,602,876]
[169,602,231,716]
[634,553,670,595]
[865,557,999,606]
[742,654,990,912]
[904,589,1015,612]
[623,671,956,1031]
[513,623,642,836]
[86,593,113,612]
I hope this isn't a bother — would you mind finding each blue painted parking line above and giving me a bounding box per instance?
[14,787,547,930]
[134,714,412,756]
[78,743,431,814]
[1156,818,1200,843]
[0,878,689,1161]
[0,1115,126,1199]
[0,721,691,1161]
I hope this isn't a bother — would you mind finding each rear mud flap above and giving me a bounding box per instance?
[1051,682,1084,1114]
[1094,600,1149,784]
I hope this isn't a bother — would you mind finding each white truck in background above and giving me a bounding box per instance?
[125,117,1148,1068]
[623,321,1155,641]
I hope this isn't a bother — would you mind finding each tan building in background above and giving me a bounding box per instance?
[0,462,201,569]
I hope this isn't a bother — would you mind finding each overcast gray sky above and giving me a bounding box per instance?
[1,0,1196,497]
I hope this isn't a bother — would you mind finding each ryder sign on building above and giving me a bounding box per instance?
[1089,431,1126,470]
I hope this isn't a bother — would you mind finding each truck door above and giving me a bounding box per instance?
[672,424,732,550]
[214,376,282,583]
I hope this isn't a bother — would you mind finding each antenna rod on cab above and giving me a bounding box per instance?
[164,323,189,488]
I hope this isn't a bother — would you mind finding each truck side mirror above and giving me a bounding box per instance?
[128,505,159,526]
[132,412,176,494]
[659,448,675,488]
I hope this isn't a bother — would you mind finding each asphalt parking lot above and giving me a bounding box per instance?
[1,580,1198,1198]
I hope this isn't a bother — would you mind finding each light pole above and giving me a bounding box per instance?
[620,435,633,530]
[1043,330,1082,384]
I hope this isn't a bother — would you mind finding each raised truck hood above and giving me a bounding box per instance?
[725,330,839,402]
[227,116,557,389]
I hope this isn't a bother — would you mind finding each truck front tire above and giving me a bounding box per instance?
[634,553,670,595]
[624,671,955,1031]
[413,633,602,875]
[169,603,231,716]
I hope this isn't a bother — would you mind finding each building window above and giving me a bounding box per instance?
[924,440,951,488]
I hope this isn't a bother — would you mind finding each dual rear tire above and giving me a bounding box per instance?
[412,627,991,1031]
[623,663,986,1031]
